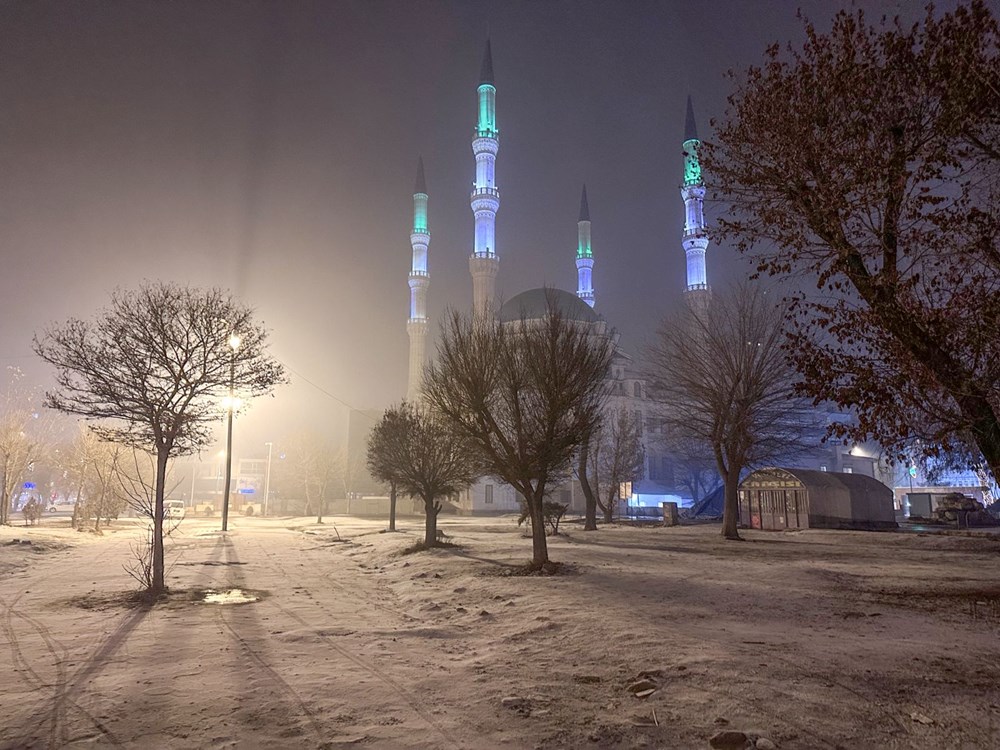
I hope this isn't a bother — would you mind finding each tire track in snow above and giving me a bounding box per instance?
[215,535,328,744]
[246,533,465,748]
[0,559,125,749]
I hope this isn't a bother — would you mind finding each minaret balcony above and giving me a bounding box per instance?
[472,135,500,154]
[683,228,707,240]
[681,184,706,199]
[409,269,429,277]
[471,186,500,199]
[686,282,710,292]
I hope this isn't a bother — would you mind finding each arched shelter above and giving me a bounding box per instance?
[739,468,897,531]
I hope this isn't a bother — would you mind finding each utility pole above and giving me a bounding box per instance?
[221,334,240,532]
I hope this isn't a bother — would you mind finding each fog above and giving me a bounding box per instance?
[0,0,934,459]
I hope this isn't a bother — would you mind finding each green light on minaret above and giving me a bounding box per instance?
[683,138,702,186]
[577,238,591,259]
[477,84,496,136]
[413,194,428,233]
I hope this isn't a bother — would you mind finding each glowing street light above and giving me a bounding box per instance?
[221,333,241,532]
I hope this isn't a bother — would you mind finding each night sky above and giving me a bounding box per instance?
[0,0,950,450]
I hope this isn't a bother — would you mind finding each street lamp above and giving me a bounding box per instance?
[221,333,241,532]
[263,441,273,517]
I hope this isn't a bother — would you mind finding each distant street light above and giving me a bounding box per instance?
[263,441,274,517]
[221,334,241,532]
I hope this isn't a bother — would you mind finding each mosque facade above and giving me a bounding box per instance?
[403,41,711,514]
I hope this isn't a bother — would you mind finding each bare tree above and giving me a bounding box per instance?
[34,282,285,596]
[596,408,645,524]
[703,3,1000,483]
[366,407,411,532]
[285,433,343,524]
[646,283,816,540]
[0,370,51,526]
[367,402,479,547]
[577,407,645,526]
[662,434,721,506]
[423,296,615,569]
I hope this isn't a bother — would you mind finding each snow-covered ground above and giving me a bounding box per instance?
[1,515,998,749]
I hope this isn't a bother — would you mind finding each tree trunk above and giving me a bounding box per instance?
[721,471,741,541]
[578,440,598,531]
[423,495,439,547]
[0,478,8,526]
[528,490,549,568]
[151,446,169,595]
[388,481,397,532]
[958,395,1000,490]
[599,488,616,524]
[93,484,106,532]
[316,492,324,524]
[71,485,82,530]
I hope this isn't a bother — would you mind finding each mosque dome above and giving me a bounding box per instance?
[498,287,599,324]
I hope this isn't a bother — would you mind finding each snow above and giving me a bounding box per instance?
[1,515,999,748]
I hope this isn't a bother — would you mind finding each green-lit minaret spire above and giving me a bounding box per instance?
[576,184,594,307]
[413,155,428,233]
[682,95,702,186]
[476,39,497,137]
[407,157,430,400]
[681,96,709,308]
[470,38,500,317]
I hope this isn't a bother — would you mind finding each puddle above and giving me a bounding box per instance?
[199,588,261,605]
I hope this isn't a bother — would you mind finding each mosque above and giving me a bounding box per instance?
[402,41,711,514]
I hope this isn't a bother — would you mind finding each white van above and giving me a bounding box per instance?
[165,500,186,520]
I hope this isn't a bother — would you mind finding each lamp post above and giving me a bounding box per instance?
[221,333,241,532]
[263,441,273,517]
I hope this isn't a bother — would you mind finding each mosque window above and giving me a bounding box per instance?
[633,382,642,398]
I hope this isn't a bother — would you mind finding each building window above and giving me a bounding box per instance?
[485,484,494,504]
[633,382,642,398]
[819,465,827,472]
[634,410,643,435]
[843,467,853,474]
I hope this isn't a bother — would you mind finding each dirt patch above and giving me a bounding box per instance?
[66,590,153,611]
[872,585,1000,623]
[399,539,463,555]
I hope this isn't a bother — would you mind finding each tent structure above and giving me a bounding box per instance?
[689,485,724,518]
[739,468,897,531]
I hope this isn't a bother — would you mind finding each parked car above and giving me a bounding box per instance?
[164,499,186,519]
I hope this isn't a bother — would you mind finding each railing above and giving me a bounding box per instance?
[471,251,497,259]
[686,282,709,291]
[471,186,500,198]
[409,269,428,277]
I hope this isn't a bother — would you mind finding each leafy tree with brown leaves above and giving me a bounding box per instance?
[34,282,285,596]
[366,402,479,547]
[423,296,615,569]
[646,284,816,540]
[703,2,1000,482]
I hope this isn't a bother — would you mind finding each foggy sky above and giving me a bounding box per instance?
[0,0,949,454]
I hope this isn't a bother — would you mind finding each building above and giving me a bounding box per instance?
[397,40,706,515]
[739,467,897,531]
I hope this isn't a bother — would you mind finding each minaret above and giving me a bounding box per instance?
[681,96,710,312]
[469,39,500,318]
[575,185,595,308]
[406,157,430,401]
